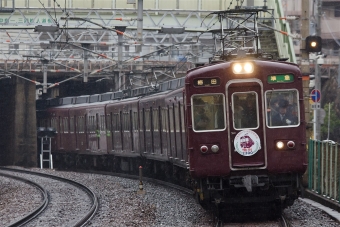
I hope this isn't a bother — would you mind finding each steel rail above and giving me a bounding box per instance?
[0,166,99,227]
[280,213,292,227]
[0,170,49,227]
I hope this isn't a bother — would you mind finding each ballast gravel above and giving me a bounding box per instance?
[0,167,340,227]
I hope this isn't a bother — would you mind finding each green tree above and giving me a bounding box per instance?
[321,103,340,142]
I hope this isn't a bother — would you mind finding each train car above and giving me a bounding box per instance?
[106,97,139,156]
[185,59,307,211]
[138,91,171,161]
[163,87,187,168]
[38,59,306,213]
[46,99,113,168]
[47,104,72,152]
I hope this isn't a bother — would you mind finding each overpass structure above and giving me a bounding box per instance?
[0,0,295,90]
[0,0,296,167]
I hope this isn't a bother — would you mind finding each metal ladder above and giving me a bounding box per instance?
[40,137,53,169]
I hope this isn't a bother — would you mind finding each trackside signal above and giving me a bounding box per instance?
[306,36,322,52]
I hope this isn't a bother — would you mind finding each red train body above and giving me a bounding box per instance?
[38,58,307,210]
[185,59,307,209]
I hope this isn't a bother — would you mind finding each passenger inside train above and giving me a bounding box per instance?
[266,90,299,127]
[192,94,225,131]
[271,99,297,126]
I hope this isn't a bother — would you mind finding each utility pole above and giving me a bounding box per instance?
[116,26,126,91]
[301,0,311,187]
[82,43,91,83]
[314,0,322,140]
[301,0,311,141]
[136,0,143,53]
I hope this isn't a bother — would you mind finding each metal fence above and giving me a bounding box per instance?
[308,139,339,202]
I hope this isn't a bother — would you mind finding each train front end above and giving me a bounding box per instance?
[185,59,307,210]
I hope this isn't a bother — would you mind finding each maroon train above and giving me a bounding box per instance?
[38,58,307,211]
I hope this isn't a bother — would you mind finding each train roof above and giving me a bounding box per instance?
[37,77,185,111]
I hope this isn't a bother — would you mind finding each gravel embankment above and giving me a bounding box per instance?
[1,167,340,227]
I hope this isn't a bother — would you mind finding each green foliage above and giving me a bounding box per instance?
[321,103,340,142]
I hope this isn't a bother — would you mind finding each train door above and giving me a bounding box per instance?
[160,107,169,156]
[139,109,146,154]
[85,113,89,151]
[168,104,176,159]
[144,108,153,154]
[113,112,123,152]
[96,113,100,150]
[132,110,139,153]
[226,79,267,170]
[70,116,76,151]
[58,116,63,149]
[179,101,187,162]
[122,110,133,152]
[87,113,97,151]
[106,112,113,152]
[154,107,160,154]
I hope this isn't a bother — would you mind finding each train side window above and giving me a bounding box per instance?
[266,90,300,128]
[51,117,58,133]
[140,110,144,132]
[161,108,168,133]
[63,117,69,133]
[76,117,79,133]
[232,92,258,129]
[113,113,120,132]
[100,115,105,132]
[88,116,91,132]
[106,114,111,134]
[133,112,138,131]
[169,106,174,132]
[180,102,185,133]
[192,94,225,132]
[123,112,130,132]
[59,117,62,134]
[77,116,84,133]
[153,108,159,132]
[93,116,97,132]
[145,109,151,131]
[88,116,93,133]
[70,117,74,133]
[77,117,80,133]
[174,105,180,132]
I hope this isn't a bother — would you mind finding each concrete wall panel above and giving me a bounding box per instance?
[0,76,37,167]
[159,0,176,9]
[179,0,199,10]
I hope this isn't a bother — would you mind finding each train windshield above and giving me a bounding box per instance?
[232,92,259,129]
[192,94,225,132]
[265,89,300,128]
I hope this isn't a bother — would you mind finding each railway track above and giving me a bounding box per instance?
[216,214,292,227]
[280,213,292,227]
[0,171,48,227]
[0,166,336,227]
[55,168,292,227]
[0,167,98,227]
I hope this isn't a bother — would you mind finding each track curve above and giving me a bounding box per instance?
[0,166,99,227]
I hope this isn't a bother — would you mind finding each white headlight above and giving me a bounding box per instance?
[244,62,254,73]
[232,62,254,74]
[276,141,284,149]
[233,63,243,73]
